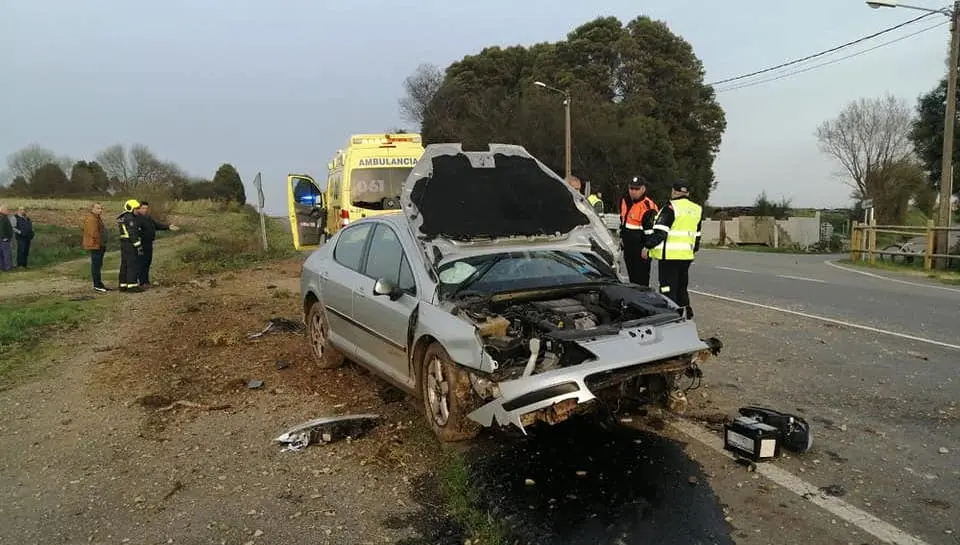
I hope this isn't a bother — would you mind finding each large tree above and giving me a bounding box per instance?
[29,163,71,196]
[909,77,960,200]
[6,144,63,183]
[211,163,246,204]
[815,94,925,224]
[407,16,726,205]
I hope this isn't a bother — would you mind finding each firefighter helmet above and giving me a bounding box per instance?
[124,199,141,212]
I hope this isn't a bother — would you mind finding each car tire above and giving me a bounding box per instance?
[306,302,344,369]
[420,343,480,442]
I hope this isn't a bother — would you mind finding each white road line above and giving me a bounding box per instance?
[689,290,960,351]
[715,266,753,273]
[776,274,826,283]
[825,260,960,294]
[672,420,932,545]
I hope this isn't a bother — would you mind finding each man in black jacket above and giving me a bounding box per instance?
[135,201,179,288]
[12,207,35,268]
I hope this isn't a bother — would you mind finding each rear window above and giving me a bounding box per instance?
[350,167,411,210]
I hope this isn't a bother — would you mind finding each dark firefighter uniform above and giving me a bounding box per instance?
[117,199,144,292]
[619,176,659,287]
[136,211,170,286]
[645,180,703,318]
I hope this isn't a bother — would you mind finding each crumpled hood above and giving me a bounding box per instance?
[400,143,621,267]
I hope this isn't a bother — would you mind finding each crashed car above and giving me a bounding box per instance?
[298,143,721,442]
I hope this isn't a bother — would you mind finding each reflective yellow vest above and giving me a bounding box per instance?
[649,198,702,261]
[587,193,603,213]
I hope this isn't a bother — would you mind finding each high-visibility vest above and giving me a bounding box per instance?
[587,194,603,213]
[620,197,657,233]
[649,198,701,261]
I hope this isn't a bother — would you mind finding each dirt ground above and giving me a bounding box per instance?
[0,257,461,545]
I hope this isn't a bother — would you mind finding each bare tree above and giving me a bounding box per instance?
[399,63,444,126]
[96,143,184,189]
[815,94,915,199]
[6,144,57,182]
[96,144,131,185]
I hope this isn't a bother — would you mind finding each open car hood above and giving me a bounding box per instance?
[401,143,622,268]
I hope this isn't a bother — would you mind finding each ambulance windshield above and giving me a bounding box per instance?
[350,167,411,210]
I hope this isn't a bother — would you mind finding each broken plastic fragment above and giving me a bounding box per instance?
[247,379,264,389]
[274,414,383,452]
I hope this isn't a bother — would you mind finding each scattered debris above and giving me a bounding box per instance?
[906,350,929,361]
[938,447,950,454]
[274,414,382,452]
[524,478,536,486]
[162,480,184,501]
[918,498,951,510]
[156,400,231,412]
[377,386,405,404]
[247,317,305,340]
[824,450,848,464]
[275,360,292,370]
[819,484,846,497]
[247,379,264,390]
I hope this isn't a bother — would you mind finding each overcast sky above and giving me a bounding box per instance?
[0,0,952,215]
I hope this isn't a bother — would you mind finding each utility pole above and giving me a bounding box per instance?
[564,91,572,180]
[866,0,960,268]
[936,0,960,268]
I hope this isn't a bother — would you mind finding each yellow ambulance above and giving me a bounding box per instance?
[286,133,425,250]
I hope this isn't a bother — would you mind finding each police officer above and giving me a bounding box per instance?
[117,199,144,293]
[619,175,658,287]
[586,191,604,214]
[643,180,703,318]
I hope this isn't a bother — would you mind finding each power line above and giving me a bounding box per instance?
[715,20,949,93]
[706,11,939,87]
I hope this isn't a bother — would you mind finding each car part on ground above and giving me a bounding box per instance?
[274,414,383,452]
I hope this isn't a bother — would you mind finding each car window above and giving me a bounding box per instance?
[438,250,614,297]
[333,223,372,272]
[293,177,322,206]
[365,224,416,296]
[397,255,416,294]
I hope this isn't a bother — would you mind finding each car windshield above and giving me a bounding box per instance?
[350,167,411,210]
[437,250,616,297]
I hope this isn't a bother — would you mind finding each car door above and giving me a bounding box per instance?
[286,174,325,250]
[351,223,420,391]
[321,222,375,357]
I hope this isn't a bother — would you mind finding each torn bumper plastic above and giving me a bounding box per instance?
[467,320,719,433]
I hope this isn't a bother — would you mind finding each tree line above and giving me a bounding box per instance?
[397,15,726,206]
[0,143,246,204]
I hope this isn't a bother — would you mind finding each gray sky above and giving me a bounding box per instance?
[0,0,952,215]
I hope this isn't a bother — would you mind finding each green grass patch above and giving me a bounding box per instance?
[836,258,960,285]
[3,224,87,270]
[437,451,510,545]
[0,295,111,388]
[176,210,295,276]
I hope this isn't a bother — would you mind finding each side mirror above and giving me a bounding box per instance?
[373,278,402,300]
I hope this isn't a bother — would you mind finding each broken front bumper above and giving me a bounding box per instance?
[466,320,718,432]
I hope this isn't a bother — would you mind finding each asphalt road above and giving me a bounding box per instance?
[682,249,960,348]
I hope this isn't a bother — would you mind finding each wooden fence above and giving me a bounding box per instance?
[850,219,960,270]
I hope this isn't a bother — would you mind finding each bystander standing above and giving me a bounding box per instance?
[82,203,110,292]
[12,207,34,268]
[0,204,13,272]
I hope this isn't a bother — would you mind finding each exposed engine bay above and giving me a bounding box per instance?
[455,283,686,381]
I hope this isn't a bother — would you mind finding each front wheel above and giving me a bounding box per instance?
[306,302,344,369]
[420,343,480,442]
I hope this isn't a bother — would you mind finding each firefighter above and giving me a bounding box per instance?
[643,180,703,319]
[619,176,658,287]
[117,199,144,293]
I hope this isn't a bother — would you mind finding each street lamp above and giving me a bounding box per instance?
[534,81,572,180]
[867,0,959,267]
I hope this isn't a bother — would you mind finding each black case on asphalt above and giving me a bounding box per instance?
[723,416,782,462]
